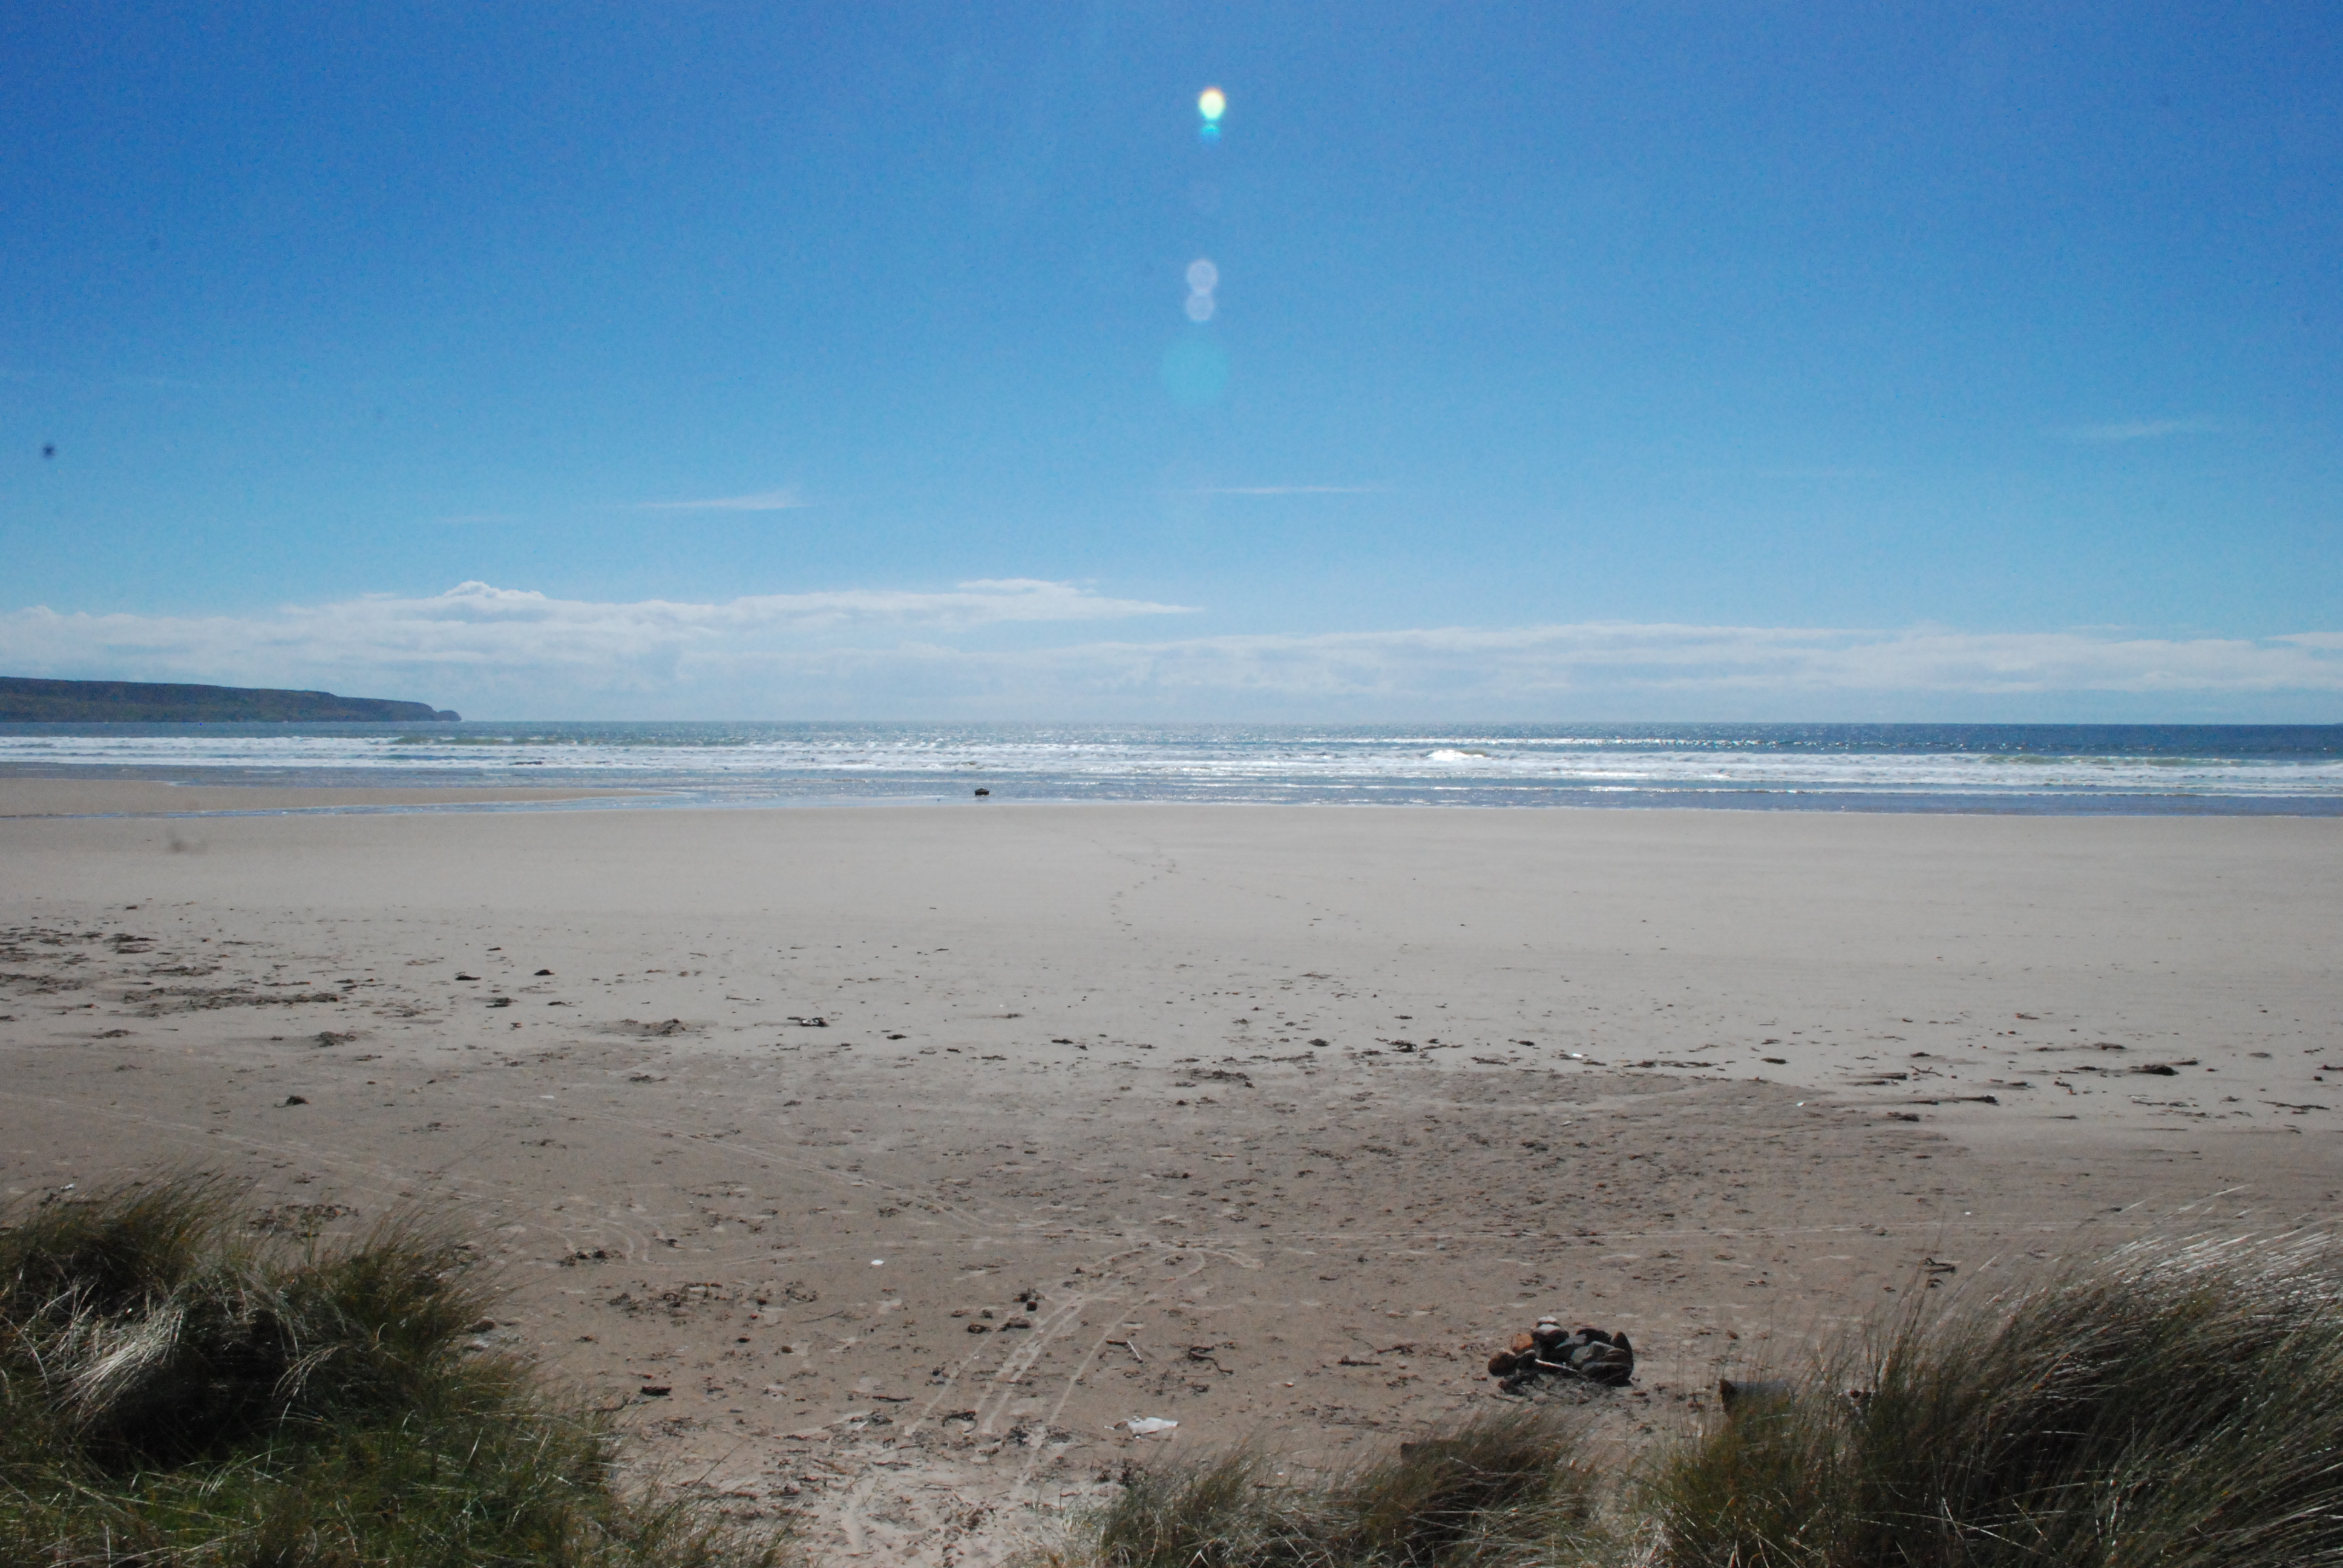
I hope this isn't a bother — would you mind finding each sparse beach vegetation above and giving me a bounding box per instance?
[0,1175,786,1568]
[1647,1236,2343,1568]
[1066,1408,1605,1568]
[1055,1239,2343,1568]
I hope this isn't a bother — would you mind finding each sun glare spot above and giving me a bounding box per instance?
[1198,87,1225,122]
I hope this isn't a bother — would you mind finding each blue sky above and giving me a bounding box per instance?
[4,2,2339,719]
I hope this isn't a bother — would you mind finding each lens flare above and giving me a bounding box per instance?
[1184,258,1219,322]
[1198,87,1225,122]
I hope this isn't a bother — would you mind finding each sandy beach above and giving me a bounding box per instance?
[2,790,2338,1564]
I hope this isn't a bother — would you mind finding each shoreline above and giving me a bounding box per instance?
[0,777,658,817]
[5,773,2342,820]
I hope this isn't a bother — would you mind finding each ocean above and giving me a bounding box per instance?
[3,721,2340,815]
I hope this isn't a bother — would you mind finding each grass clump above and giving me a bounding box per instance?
[1084,1406,1606,1567]
[0,1174,785,1567]
[1648,1237,2343,1568]
[1071,1240,2343,1568]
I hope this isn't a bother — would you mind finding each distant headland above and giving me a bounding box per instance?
[0,676,459,723]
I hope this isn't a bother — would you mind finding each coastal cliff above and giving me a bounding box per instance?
[0,676,459,722]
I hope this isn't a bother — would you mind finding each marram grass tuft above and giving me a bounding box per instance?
[1076,1406,1609,1568]
[1646,1236,2343,1568]
[1060,1238,2343,1568]
[0,1174,788,1568]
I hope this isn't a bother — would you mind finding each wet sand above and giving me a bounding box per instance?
[2,799,2337,1564]
[0,778,647,817]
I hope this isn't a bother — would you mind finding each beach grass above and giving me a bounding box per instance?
[0,1174,786,1567]
[1647,1235,2343,1568]
[29,1176,2342,1568]
[1070,1406,1608,1567]
[1063,1238,2343,1568]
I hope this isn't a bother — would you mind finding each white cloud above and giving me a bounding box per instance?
[0,580,1193,702]
[3,583,2338,719]
[1172,485,1384,495]
[1018,623,2343,702]
[2059,418,2221,443]
[636,489,809,511]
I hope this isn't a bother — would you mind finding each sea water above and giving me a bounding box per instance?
[2,722,2339,815]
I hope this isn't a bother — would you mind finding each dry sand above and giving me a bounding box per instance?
[2,791,2338,1563]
